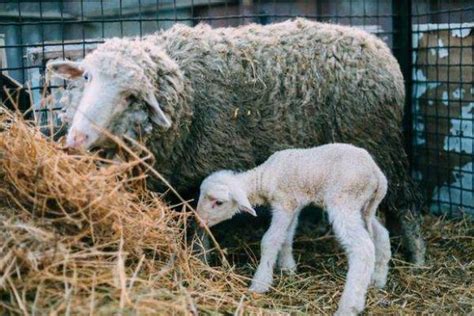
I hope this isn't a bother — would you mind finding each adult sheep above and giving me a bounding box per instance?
[47,18,425,264]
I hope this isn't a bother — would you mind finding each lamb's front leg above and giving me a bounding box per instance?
[277,210,301,273]
[250,209,293,293]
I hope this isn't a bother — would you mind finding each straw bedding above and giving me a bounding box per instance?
[0,109,472,314]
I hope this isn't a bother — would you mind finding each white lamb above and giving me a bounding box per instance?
[196,143,391,316]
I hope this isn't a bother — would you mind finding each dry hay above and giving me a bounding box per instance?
[0,108,249,315]
[0,108,472,315]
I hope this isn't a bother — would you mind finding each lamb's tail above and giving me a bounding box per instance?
[364,167,388,237]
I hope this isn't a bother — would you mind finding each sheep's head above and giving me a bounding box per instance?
[196,171,256,227]
[47,38,178,149]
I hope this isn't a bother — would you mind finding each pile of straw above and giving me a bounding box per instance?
[0,108,472,314]
[0,109,249,314]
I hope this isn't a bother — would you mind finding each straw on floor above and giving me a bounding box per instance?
[0,108,472,315]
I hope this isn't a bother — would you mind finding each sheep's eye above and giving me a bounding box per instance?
[215,200,223,206]
[83,72,91,82]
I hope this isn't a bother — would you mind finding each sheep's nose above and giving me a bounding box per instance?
[66,131,89,149]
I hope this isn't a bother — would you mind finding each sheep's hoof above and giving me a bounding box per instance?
[249,282,270,294]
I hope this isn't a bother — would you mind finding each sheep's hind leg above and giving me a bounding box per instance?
[277,210,301,273]
[384,174,425,265]
[385,207,426,265]
[328,207,375,316]
[249,209,293,293]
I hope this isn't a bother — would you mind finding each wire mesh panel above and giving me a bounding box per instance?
[0,0,398,116]
[0,0,472,216]
[411,1,473,216]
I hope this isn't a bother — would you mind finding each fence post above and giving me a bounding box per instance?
[393,0,413,170]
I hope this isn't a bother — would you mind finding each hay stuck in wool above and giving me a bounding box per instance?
[0,108,472,315]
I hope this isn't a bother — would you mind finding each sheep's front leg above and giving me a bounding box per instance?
[249,209,293,293]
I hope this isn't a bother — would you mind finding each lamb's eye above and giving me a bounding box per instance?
[125,94,135,103]
[83,72,91,82]
[215,200,223,206]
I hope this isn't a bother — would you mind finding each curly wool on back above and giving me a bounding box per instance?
[141,19,405,186]
[61,18,424,263]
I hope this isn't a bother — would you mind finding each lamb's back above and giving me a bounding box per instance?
[263,144,379,196]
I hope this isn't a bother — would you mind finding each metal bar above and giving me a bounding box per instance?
[17,0,25,82]
[119,0,124,37]
[1,40,104,50]
[393,0,414,171]
[410,6,474,16]
[100,0,105,39]
[81,0,85,57]
[138,0,143,38]
[0,13,400,26]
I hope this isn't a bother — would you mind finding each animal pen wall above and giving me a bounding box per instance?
[0,0,473,216]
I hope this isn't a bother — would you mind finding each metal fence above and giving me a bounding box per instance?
[0,0,472,216]
[411,1,473,216]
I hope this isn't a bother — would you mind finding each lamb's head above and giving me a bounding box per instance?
[47,38,181,149]
[197,171,257,227]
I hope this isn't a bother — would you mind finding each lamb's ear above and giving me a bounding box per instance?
[232,189,257,217]
[144,90,172,128]
[46,60,83,80]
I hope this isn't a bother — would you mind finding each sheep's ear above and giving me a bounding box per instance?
[144,90,172,129]
[47,60,83,80]
[232,190,257,217]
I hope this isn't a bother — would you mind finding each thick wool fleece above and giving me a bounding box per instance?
[62,19,424,263]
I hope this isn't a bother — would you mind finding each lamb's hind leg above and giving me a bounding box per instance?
[277,210,301,273]
[328,206,375,316]
[363,186,391,288]
[371,217,391,288]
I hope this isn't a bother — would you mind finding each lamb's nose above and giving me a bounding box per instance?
[66,131,89,149]
[197,216,208,228]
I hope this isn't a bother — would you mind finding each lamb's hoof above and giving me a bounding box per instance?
[249,282,270,294]
[371,270,388,289]
[281,268,296,275]
[334,306,360,316]
[278,257,297,274]
[371,277,387,289]
[279,265,297,275]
